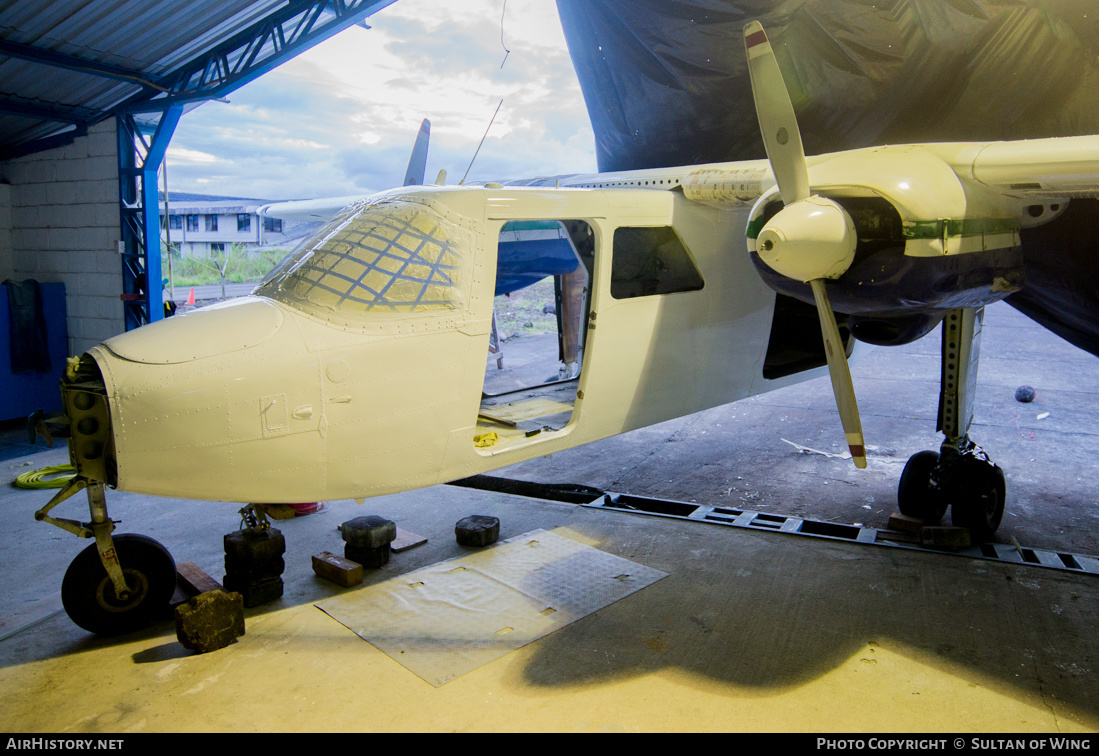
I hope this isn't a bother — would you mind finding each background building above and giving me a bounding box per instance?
[160,192,320,257]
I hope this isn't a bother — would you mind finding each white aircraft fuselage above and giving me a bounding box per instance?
[67,133,1099,504]
[81,184,825,503]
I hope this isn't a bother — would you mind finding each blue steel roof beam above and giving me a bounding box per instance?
[172,6,320,98]
[0,38,164,95]
[0,97,93,124]
[119,0,397,114]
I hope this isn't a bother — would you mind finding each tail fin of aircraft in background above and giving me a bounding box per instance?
[403,118,430,186]
[259,117,432,221]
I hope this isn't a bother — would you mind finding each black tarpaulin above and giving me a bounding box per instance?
[556,0,1099,357]
[556,0,1099,170]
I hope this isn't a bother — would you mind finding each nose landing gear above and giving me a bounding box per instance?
[31,356,178,635]
[61,532,176,636]
[37,477,176,636]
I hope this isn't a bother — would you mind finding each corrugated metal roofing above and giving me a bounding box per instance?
[0,0,395,158]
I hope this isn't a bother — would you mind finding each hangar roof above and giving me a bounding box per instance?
[0,0,396,159]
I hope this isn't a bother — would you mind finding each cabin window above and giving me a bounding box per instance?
[610,226,703,299]
[256,198,469,319]
[237,214,251,232]
[205,215,218,232]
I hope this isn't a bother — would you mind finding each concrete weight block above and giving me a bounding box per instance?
[455,515,500,547]
[175,590,245,653]
[340,516,396,549]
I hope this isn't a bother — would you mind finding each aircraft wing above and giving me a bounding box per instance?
[256,195,366,222]
[942,134,1099,358]
[962,135,1099,199]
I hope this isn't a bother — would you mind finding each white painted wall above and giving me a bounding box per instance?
[0,120,123,356]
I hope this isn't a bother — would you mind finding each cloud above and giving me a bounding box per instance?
[166,147,218,164]
[165,0,596,201]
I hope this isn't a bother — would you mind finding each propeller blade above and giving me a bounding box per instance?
[809,279,867,468]
[744,21,866,468]
[743,21,808,205]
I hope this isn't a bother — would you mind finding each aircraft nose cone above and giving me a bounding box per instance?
[101,296,283,364]
[756,196,857,283]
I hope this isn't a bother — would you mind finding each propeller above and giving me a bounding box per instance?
[744,21,866,469]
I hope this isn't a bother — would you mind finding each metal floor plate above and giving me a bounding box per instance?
[587,492,1099,576]
[448,475,1099,577]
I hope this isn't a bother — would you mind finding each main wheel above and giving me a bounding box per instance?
[897,450,947,523]
[61,534,176,636]
[948,459,1007,542]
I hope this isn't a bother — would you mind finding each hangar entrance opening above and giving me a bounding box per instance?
[475,220,594,451]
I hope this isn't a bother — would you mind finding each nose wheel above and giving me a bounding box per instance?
[61,533,177,635]
[36,478,177,635]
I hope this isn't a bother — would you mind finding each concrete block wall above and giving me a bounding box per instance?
[0,119,123,356]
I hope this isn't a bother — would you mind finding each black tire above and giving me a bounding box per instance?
[898,450,946,523]
[61,534,176,636]
[949,460,1007,542]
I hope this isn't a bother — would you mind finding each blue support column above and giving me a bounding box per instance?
[117,105,181,330]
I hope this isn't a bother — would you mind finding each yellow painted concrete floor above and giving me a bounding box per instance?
[1,467,1096,733]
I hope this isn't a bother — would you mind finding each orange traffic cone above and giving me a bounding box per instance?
[186,287,195,305]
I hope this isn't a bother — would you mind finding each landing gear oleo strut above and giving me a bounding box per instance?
[898,308,1007,541]
[33,357,176,635]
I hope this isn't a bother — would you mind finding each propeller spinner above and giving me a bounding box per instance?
[744,21,867,468]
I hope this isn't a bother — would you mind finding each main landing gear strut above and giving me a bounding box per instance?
[897,307,1007,541]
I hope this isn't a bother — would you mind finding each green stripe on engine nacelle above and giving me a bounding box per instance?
[745,215,1019,240]
[745,215,767,240]
[901,218,1019,239]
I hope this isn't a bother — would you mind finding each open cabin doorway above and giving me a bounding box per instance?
[475,219,594,451]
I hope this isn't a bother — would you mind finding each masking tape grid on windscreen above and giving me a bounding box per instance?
[302,213,459,310]
[274,201,465,314]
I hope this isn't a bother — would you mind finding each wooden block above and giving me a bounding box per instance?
[920,526,971,551]
[312,551,363,588]
[391,527,427,553]
[177,562,225,596]
[887,513,926,534]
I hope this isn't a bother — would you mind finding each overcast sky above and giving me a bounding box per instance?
[163,0,596,201]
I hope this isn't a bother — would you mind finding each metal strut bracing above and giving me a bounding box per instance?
[2,1,398,159]
[118,0,399,114]
[117,107,181,331]
[110,0,398,331]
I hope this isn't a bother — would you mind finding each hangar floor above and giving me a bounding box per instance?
[0,302,1096,733]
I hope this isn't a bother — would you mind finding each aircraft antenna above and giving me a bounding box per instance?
[460,98,503,186]
[499,0,510,69]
